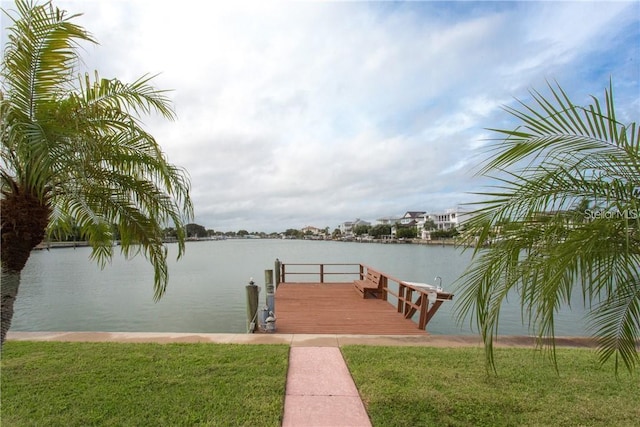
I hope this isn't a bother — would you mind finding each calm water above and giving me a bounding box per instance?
[12,239,589,336]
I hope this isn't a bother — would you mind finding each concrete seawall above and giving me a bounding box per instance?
[6,331,601,348]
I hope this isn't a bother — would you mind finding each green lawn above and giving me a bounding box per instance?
[1,342,289,426]
[2,342,638,426]
[342,346,640,427]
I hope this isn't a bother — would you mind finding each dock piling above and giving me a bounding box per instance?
[265,269,275,313]
[265,269,276,331]
[245,278,259,333]
[274,258,281,288]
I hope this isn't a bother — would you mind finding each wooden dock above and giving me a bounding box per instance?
[256,262,454,335]
[274,282,428,335]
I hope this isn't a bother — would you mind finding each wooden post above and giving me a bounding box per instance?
[422,300,445,329]
[320,264,324,283]
[417,295,427,328]
[265,269,275,315]
[275,259,281,287]
[381,275,388,301]
[265,269,274,294]
[405,288,413,316]
[246,279,259,333]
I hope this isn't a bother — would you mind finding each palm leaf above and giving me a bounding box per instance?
[456,80,639,374]
[2,0,193,302]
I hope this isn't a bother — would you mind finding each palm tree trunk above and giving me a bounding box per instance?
[1,269,21,348]
[0,189,50,348]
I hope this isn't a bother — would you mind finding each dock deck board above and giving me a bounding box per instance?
[274,283,428,335]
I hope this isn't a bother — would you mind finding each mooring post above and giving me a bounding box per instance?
[245,278,259,333]
[264,269,276,332]
[265,269,274,294]
[274,258,281,288]
[265,269,275,315]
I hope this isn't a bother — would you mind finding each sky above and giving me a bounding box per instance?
[3,0,640,232]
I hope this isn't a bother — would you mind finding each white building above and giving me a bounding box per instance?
[375,216,399,225]
[301,226,323,236]
[390,211,425,237]
[339,218,371,236]
[419,208,471,239]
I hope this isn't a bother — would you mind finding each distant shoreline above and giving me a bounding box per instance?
[34,237,460,250]
[347,238,458,246]
[34,241,91,250]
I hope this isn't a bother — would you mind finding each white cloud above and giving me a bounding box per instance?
[12,0,639,231]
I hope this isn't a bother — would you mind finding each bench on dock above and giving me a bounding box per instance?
[354,270,383,299]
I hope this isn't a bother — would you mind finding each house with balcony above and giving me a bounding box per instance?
[419,208,471,239]
[301,226,324,236]
[339,218,371,237]
[400,211,426,225]
[375,216,399,225]
[391,211,425,237]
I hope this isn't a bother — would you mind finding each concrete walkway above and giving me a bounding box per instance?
[283,347,371,427]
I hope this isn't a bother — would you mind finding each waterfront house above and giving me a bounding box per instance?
[375,215,400,225]
[301,226,323,236]
[390,211,425,237]
[419,208,471,239]
[400,211,426,225]
[339,218,371,237]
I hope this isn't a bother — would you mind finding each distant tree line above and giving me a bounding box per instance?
[43,220,459,242]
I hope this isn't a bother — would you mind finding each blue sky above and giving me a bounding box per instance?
[3,0,639,232]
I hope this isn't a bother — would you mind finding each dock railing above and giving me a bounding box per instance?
[278,262,362,283]
[278,262,453,330]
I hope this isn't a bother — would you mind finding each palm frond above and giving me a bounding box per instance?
[2,0,192,301]
[456,80,639,374]
[2,0,95,120]
[588,273,640,373]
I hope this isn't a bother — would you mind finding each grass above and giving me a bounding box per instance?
[341,346,640,427]
[1,341,289,426]
[2,342,638,426]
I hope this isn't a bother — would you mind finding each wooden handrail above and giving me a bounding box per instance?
[361,264,453,330]
[279,263,362,284]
